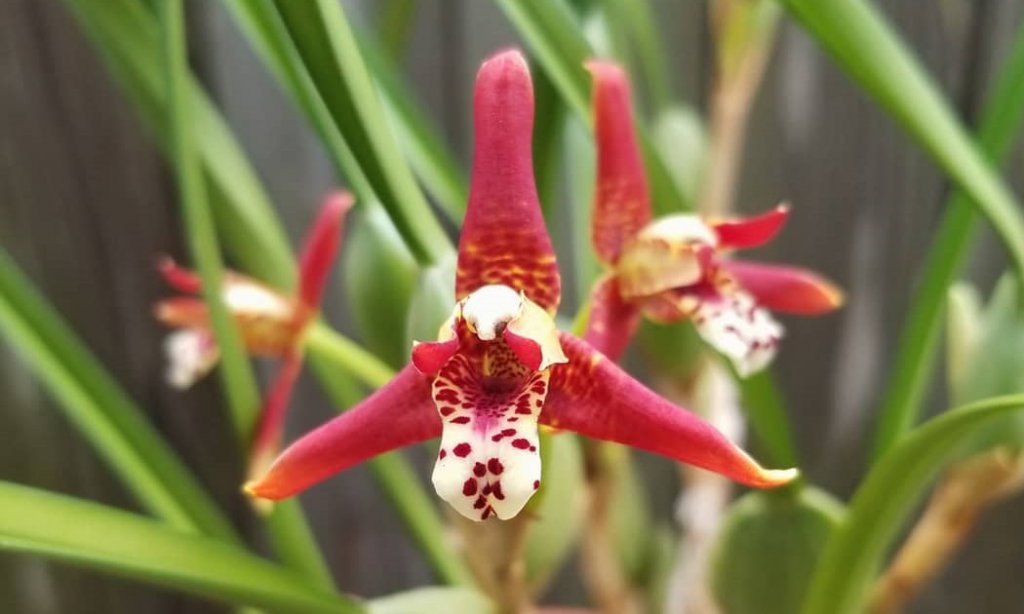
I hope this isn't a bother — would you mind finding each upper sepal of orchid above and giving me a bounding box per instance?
[584,58,652,266]
[615,214,718,300]
[456,48,562,314]
[298,191,353,309]
[711,203,790,250]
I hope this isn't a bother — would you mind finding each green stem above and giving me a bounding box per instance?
[161,0,334,589]
[870,21,1024,460]
[161,0,260,437]
[305,322,397,389]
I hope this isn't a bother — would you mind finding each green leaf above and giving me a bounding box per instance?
[220,0,377,208]
[801,394,1024,614]
[0,482,360,614]
[495,0,691,214]
[652,106,707,206]
[272,0,452,265]
[367,587,494,614]
[0,249,235,541]
[597,0,672,111]
[61,0,296,288]
[736,369,800,468]
[525,433,586,589]
[356,30,469,219]
[711,487,843,614]
[343,207,419,369]
[162,0,261,436]
[859,19,1024,459]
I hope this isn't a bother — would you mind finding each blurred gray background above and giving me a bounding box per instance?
[2,0,1024,612]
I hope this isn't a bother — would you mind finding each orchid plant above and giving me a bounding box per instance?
[3,1,1024,614]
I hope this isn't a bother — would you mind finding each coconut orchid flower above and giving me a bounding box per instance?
[584,60,842,374]
[244,49,796,522]
[156,193,351,475]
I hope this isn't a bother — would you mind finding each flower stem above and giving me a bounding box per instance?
[304,321,396,389]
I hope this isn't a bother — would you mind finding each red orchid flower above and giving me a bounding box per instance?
[156,193,351,475]
[244,49,796,522]
[584,60,843,374]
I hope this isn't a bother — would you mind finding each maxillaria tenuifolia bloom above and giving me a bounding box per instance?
[156,193,351,476]
[584,60,843,374]
[245,49,796,522]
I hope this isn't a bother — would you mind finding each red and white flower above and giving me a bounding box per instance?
[244,50,796,522]
[584,60,842,374]
[156,193,351,476]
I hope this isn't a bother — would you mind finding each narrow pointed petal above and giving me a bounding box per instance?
[246,365,439,500]
[544,333,797,488]
[158,257,203,294]
[719,260,844,315]
[689,290,782,377]
[583,275,640,362]
[155,297,210,329]
[163,329,219,389]
[586,60,652,266]
[298,192,353,309]
[457,49,561,313]
[712,204,789,250]
[431,354,548,521]
[247,350,305,481]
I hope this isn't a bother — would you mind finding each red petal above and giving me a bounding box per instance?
[503,328,543,371]
[544,333,797,488]
[456,49,561,313]
[583,275,640,362]
[298,192,353,309]
[247,350,304,480]
[712,204,790,250]
[158,257,203,294]
[412,338,460,375]
[246,365,440,500]
[719,260,844,315]
[154,297,209,329]
[586,60,651,265]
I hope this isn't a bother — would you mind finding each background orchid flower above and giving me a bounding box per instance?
[156,192,351,475]
[245,49,796,523]
[584,60,842,375]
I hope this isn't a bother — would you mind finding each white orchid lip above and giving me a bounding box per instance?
[461,284,524,341]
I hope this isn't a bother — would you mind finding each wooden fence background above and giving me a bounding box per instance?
[2,0,1024,611]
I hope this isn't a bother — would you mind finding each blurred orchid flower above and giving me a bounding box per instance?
[245,49,796,522]
[156,193,352,475]
[584,60,842,374]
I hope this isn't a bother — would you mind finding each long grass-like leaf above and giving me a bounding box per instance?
[356,30,469,219]
[61,0,296,288]
[162,0,261,436]
[0,250,236,541]
[0,481,360,614]
[161,0,335,589]
[870,23,1024,460]
[801,394,1024,614]
[778,0,1024,338]
[272,0,452,265]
